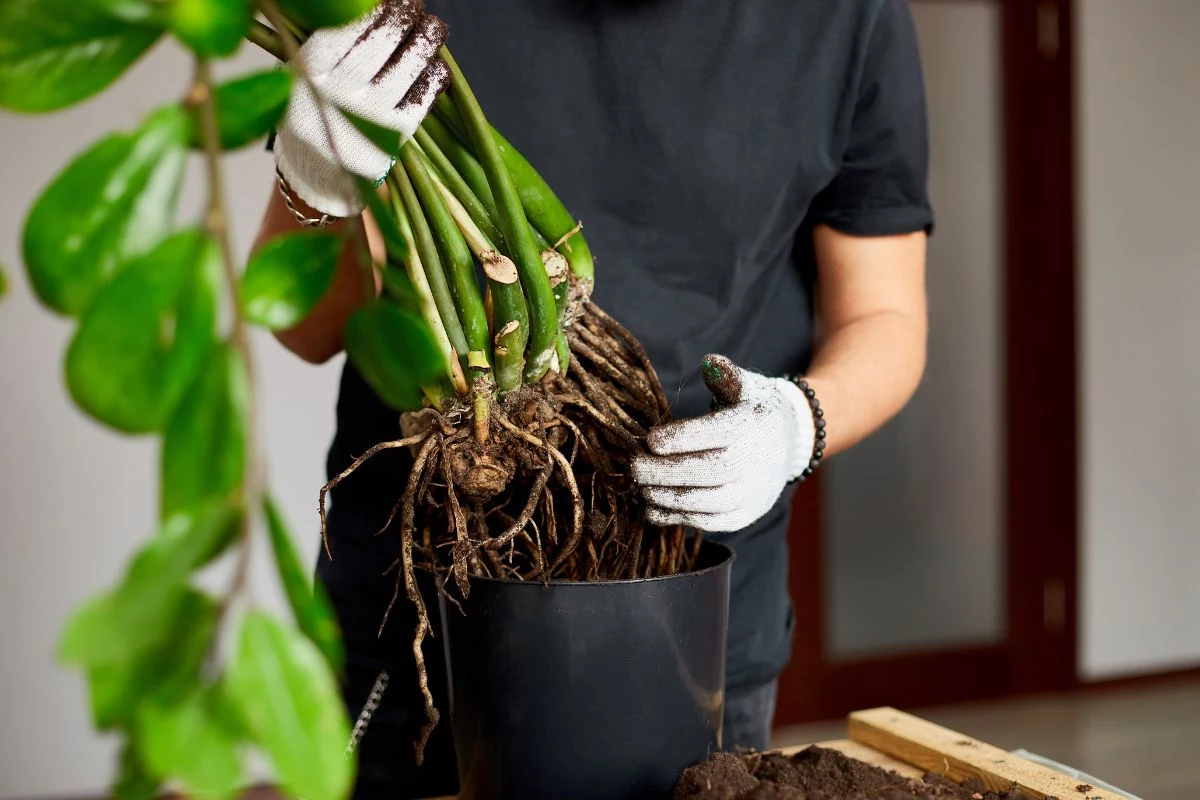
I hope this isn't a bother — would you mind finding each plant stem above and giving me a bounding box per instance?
[413,124,502,247]
[387,177,469,395]
[391,157,469,366]
[247,19,285,60]
[423,169,527,393]
[432,94,594,285]
[441,48,559,383]
[401,143,489,363]
[421,113,499,227]
[191,58,261,615]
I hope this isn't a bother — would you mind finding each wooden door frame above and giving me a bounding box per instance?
[775,0,1079,725]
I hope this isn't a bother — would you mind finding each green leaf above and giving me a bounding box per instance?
[228,611,353,800]
[376,263,418,308]
[0,0,163,113]
[59,504,239,667]
[187,69,293,150]
[161,344,248,518]
[276,0,379,32]
[241,231,342,331]
[169,0,250,57]
[339,106,402,156]
[264,495,343,671]
[345,300,444,411]
[23,106,188,315]
[114,742,161,800]
[0,267,7,300]
[87,589,220,729]
[138,683,244,799]
[65,229,220,433]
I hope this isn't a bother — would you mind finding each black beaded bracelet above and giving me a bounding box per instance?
[788,375,826,482]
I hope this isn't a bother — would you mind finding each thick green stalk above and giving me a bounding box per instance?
[387,183,468,395]
[555,330,571,373]
[401,143,489,365]
[432,92,595,285]
[429,174,528,393]
[441,48,559,383]
[425,107,497,221]
[488,277,528,394]
[413,126,503,250]
[389,167,469,370]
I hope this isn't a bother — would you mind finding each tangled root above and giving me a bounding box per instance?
[319,302,696,764]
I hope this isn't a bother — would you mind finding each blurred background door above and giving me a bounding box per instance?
[775,0,1079,724]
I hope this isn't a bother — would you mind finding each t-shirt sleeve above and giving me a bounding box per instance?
[811,0,934,236]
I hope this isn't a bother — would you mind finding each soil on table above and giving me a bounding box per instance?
[675,746,1053,800]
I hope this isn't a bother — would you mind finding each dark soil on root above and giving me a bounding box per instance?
[675,746,1050,800]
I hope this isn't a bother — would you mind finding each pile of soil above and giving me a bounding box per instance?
[675,746,1053,800]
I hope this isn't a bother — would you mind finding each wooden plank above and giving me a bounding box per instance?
[781,738,926,780]
[848,707,1129,799]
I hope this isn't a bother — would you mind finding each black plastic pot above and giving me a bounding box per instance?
[437,539,734,800]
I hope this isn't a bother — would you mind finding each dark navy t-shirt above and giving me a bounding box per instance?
[321,0,933,709]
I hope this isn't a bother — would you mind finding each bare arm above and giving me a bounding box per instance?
[251,184,385,364]
[802,225,928,457]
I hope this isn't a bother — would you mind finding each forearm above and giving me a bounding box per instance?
[802,309,926,458]
[802,226,928,458]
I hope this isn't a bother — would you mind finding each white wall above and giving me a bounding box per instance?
[1077,0,1200,680]
[0,42,343,797]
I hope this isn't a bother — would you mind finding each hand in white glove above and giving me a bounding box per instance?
[632,355,822,533]
[273,0,449,218]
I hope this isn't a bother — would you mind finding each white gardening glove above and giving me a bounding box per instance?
[273,0,449,218]
[632,355,821,533]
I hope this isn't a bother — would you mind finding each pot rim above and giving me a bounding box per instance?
[433,538,735,588]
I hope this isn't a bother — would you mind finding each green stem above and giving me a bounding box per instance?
[429,176,527,393]
[432,92,595,285]
[413,124,503,247]
[246,20,285,60]
[427,101,496,219]
[387,180,467,395]
[401,142,489,365]
[389,165,469,370]
[442,48,558,383]
[555,330,571,373]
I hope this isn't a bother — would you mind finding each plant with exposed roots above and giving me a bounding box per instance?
[262,21,704,763]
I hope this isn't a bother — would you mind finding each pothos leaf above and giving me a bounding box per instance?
[114,741,160,800]
[161,344,249,518]
[137,682,244,799]
[275,0,380,33]
[345,299,445,412]
[240,230,342,331]
[189,69,293,150]
[228,611,353,800]
[86,589,220,730]
[23,105,188,315]
[263,495,343,672]
[58,503,239,668]
[0,0,163,113]
[169,0,251,57]
[65,229,220,433]
[338,106,403,157]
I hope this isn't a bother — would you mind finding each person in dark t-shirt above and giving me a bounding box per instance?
[255,1,932,797]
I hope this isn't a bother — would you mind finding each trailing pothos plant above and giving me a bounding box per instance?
[2,0,698,794]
